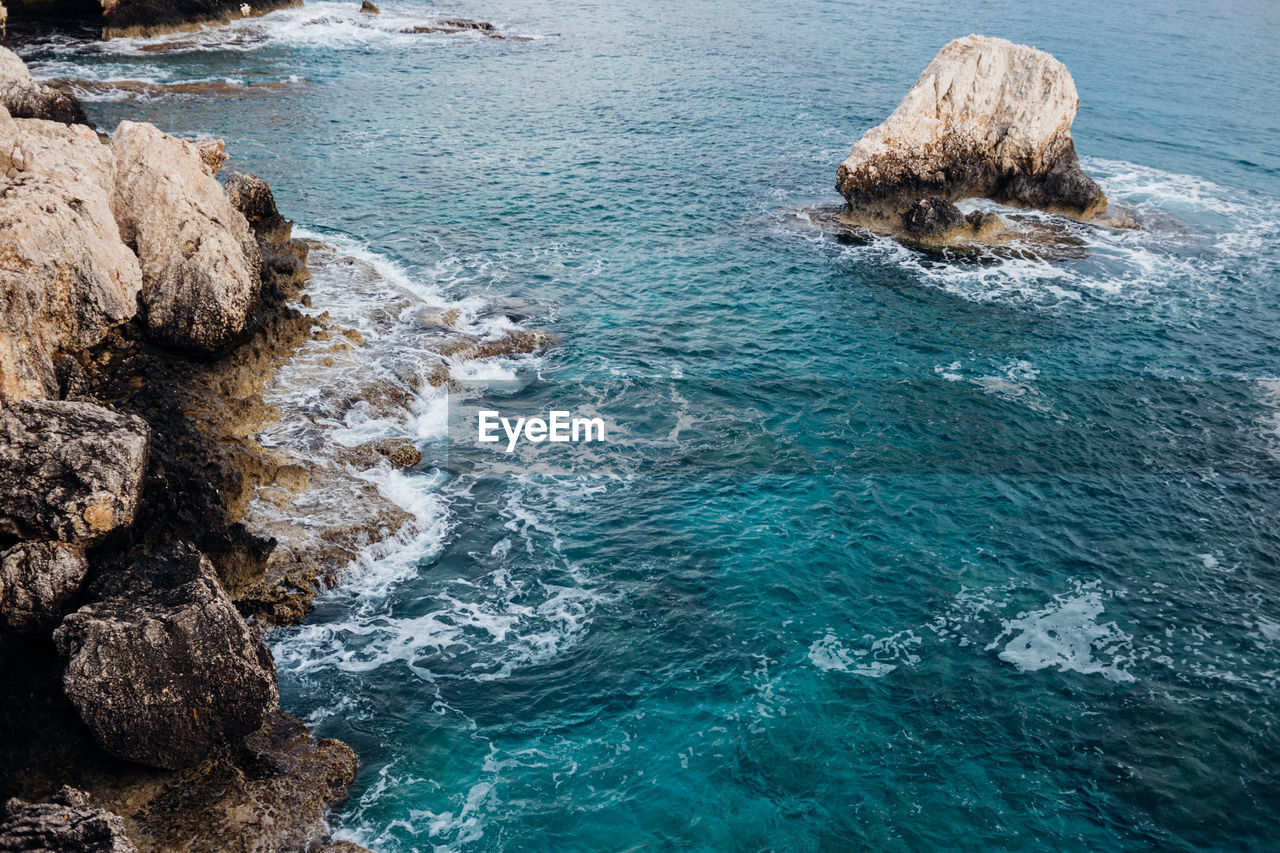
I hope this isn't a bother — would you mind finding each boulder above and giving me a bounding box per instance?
[111,121,263,355]
[0,786,136,853]
[836,35,1107,233]
[54,543,279,770]
[0,110,143,403]
[0,541,88,637]
[0,400,149,545]
[99,0,303,39]
[0,47,89,126]
[224,170,310,291]
[223,171,290,243]
[359,0,379,12]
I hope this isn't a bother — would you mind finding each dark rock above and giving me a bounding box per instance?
[223,171,290,244]
[54,543,278,770]
[116,710,366,853]
[224,171,311,300]
[0,786,136,852]
[359,0,379,12]
[0,48,89,126]
[0,400,149,545]
[0,541,87,638]
[402,18,503,37]
[99,0,303,39]
[901,196,966,238]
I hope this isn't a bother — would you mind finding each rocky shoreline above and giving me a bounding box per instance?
[0,41,368,851]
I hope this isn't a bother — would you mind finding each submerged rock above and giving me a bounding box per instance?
[0,109,143,403]
[0,786,136,853]
[112,121,264,355]
[836,34,1107,239]
[55,543,278,770]
[0,542,88,638]
[0,48,89,126]
[0,401,149,545]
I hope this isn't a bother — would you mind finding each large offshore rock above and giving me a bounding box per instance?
[54,543,278,770]
[0,110,143,403]
[0,401,149,544]
[0,47,89,126]
[836,34,1107,237]
[100,0,302,39]
[0,541,88,637]
[111,121,263,355]
[0,786,136,853]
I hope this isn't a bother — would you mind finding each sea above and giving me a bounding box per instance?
[14,0,1280,848]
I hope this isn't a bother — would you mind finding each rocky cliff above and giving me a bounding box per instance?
[0,45,368,853]
[835,34,1108,243]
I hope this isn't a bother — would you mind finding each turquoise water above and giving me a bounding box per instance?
[19,0,1280,848]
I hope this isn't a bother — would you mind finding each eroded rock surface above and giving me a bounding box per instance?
[0,542,88,637]
[0,109,143,403]
[113,710,367,853]
[55,543,278,770]
[0,401,148,544]
[836,34,1107,240]
[112,121,263,355]
[0,48,89,126]
[0,786,136,853]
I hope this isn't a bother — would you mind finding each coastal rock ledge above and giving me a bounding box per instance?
[835,34,1108,242]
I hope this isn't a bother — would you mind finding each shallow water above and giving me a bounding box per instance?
[18,0,1280,848]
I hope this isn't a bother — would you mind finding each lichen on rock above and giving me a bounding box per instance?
[835,34,1108,243]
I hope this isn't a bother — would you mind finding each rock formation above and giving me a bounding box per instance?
[98,0,301,39]
[0,48,89,126]
[0,787,136,853]
[0,108,143,403]
[835,34,1107,242]
[0,47,374,853]
[112,121,263,354]
[55,543,279,770]
[224,171,310,292]
[0,401,148,544]
[0,542,88,637]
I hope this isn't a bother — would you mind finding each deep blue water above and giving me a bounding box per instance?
[20,0,1280,849]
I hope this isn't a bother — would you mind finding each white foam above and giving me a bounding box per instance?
[789,159,1280,306]
[808,629,921,677]
[986,581,1135,683]
[22,0,543,61]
